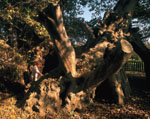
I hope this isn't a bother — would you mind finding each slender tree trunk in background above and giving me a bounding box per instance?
[129,33,150,82]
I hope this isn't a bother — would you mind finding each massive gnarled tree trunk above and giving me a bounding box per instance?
[18,0,138,116]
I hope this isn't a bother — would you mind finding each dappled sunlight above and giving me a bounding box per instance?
[77,41,110,75]
[0,0,150,118]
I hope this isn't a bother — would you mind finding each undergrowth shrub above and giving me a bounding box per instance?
[0,40,27,84]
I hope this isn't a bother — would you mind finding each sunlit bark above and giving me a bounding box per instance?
[20,0,139,115]
[39,3,77,77]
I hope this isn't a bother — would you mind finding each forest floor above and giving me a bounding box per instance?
[0,72,150,119]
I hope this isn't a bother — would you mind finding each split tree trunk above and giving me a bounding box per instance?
[19,0,139,115]
[83,0,138,104]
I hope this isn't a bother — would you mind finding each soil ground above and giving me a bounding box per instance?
[0,72,150,119]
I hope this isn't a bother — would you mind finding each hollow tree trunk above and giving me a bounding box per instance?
[19,0,138,115]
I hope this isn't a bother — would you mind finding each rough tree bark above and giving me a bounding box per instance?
[38,4,77,77]
[84,0,138,104]
[18,0,139,116]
